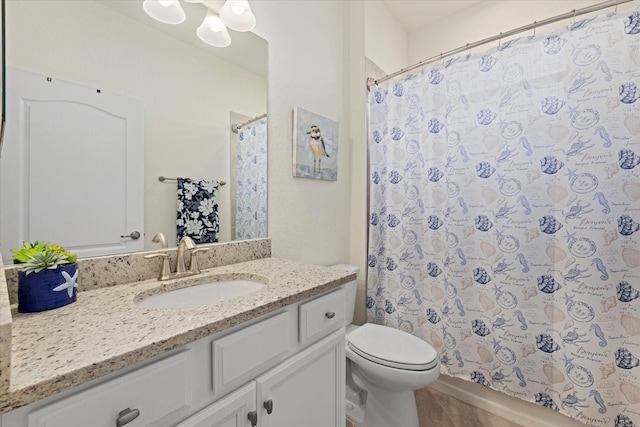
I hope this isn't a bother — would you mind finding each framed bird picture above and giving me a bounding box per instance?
[293,107,338,180]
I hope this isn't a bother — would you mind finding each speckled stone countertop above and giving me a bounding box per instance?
[0,241,355,414]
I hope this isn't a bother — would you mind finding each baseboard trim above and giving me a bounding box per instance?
[428,376,584,427]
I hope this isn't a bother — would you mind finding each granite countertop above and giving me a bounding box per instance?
[0,257,355,414]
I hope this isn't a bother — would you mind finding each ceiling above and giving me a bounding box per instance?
[382,0,484,32]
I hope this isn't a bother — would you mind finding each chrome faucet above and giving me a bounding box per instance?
[144,233,210,281]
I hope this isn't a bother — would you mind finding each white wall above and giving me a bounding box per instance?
[250,1,352,265]
[348,1,367,325]
[5,0,266,248]
[410,0,608,63]
[364,1,409,74]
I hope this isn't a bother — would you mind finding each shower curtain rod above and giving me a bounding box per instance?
[231,113,267,133]
[368,0,635,89]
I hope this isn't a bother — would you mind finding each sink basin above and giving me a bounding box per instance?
[137,279,266,309]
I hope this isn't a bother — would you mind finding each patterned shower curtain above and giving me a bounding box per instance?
[235,118,267,240]
[367,10,640,427]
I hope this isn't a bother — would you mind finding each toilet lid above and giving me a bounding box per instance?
[347,323,439,371]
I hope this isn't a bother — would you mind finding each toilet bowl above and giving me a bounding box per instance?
[331,265,440,427]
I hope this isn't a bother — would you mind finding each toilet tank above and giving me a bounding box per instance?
[330,264,360,325]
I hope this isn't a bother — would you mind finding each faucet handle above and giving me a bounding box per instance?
[188,247,210,275]
[144,253,171,281]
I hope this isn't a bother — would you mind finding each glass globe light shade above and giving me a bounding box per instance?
[142,0,186,24]
[196,11,232,47]
[219,0,256,32]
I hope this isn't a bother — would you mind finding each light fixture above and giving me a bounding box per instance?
[196,10,231,47]
[142,0,186,25]
[219,0,256,32]
[142,0,255,47]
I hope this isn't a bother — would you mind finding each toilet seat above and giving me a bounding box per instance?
[347,323,438,371]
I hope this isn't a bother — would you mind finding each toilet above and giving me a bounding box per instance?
[331,265,440,427]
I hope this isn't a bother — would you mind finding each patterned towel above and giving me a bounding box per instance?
[176,178,220,244]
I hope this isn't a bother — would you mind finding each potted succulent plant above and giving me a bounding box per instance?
[11,242,79,313]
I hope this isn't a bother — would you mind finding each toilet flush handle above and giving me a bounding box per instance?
[325,312,336,319]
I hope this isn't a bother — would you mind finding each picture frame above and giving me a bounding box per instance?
[292,107,338,181]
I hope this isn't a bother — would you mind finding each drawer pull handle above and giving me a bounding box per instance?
[264,399,274,414]
[325,312,336,319]
[248,410,258,426]
[116,408,140,427]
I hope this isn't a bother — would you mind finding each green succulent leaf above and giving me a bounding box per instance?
[11,241,47,263]
[45,244,78,264]
[21,251,70,275]
[12,241,77,266]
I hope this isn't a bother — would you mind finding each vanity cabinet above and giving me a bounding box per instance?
[178,330,344,427]
[175,383,256,427]
[255,330,344,427]
[0,287,346,427]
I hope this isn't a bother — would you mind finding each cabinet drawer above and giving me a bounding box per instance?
[28,350,192,427]
[299,288,345,345]
[212,311,290,394]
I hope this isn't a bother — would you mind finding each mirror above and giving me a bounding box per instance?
[1,0,267,260]
[0,0,4,152]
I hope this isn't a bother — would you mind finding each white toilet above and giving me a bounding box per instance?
[331,265,440,427]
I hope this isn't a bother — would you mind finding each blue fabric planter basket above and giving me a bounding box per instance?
[18,263,78,313]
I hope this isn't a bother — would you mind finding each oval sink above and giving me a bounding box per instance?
[137,280,266,309]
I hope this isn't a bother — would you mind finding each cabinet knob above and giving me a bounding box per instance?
[115,408,140,427]
[248,410,258,426]
[264,399,274,414]
[325,312,336,319]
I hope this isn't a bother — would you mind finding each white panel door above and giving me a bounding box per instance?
[255,330,345,427]
[0,68,144,259]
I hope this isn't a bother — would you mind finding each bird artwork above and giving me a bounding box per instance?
[307,125,330,174]
[293,108,338,180]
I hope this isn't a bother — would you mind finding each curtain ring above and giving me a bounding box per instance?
[615,0,619,14]
[571,8,576,25]
[533,20,537,37]
[498,32,502,49]
[466,43,471,58]
[440,53,444,66]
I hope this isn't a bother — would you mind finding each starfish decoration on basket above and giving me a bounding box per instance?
[53,270,78,298]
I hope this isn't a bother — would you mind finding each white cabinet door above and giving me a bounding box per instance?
[1,68,144,259]
[255,330,345,427]
[175,383,256,427]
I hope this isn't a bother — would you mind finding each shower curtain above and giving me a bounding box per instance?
[367,9,640,427]
[235,118,267,240]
